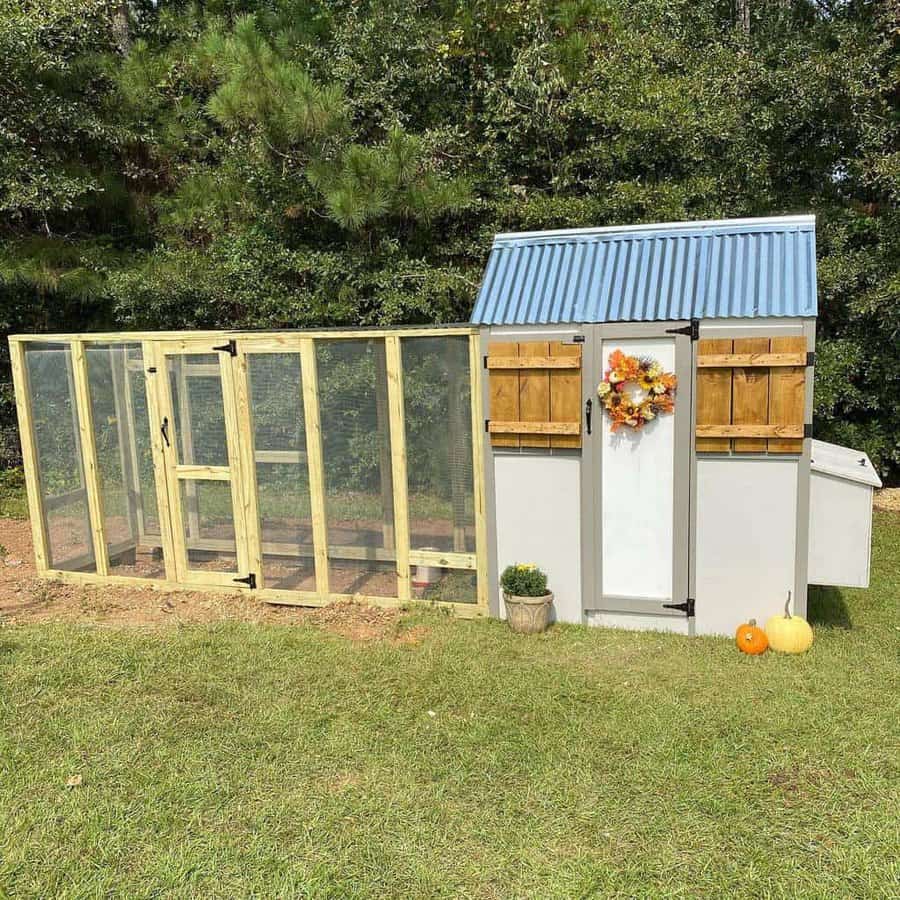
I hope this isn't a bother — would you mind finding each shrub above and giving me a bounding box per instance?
[500,563,548,598]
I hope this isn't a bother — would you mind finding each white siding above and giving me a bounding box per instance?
[494,454,581,624]
[694,457,798,637]
[809,472,874,588]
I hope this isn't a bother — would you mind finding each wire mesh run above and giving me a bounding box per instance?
[402,336,476,554]
[14,330,484,611]
[25,344,95,572]
[247,353,316,591]
[316,338,399,597]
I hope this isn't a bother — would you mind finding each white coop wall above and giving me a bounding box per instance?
[693,457,799,637]
[493,453,581,624]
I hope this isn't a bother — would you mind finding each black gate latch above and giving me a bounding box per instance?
[233,573,257,589]
[662,598,695,617]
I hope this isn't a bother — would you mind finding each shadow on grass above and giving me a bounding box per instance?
[807,585,852,630]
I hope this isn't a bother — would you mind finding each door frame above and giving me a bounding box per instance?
[147,337,254,588]
[580,321,695,623]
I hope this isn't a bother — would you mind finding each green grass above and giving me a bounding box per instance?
[0,468,28,519]
[1,514,898,897]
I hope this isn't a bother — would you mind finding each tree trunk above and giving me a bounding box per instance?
[112,1,131,55]
[736,0,750,36]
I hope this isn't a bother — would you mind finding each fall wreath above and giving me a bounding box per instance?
[597,349,677,432]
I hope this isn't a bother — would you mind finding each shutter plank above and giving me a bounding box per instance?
[768,336,806,453]
[488,342,519,448]
[732,338,770,452]
[549,342,582,449]
[518,341,551,448]
[696,339,733,452]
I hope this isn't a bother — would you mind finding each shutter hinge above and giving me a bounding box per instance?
[806,351,816,366]
[483,354,488,369]
[572,334,585,344]
[804,423,813,438]
[662,597,695,617]
[146,367,157,374]
[233,573,256,589]
[213,339,237,356]
[485,419,490,433]
[665,319,699,340]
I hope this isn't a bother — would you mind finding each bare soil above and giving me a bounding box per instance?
[873,488,900,512]
[0,518,415,643]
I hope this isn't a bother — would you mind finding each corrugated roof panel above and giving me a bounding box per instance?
[471,216,817,324]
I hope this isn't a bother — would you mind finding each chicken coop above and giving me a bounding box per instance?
[10,215,881,636]
[9,328,489,614]
[473,215,879,636]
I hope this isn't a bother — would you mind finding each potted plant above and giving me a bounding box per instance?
[500,563,553,634]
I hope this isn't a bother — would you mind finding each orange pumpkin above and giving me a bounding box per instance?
[735,619,768,655]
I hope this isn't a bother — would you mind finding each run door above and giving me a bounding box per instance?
[584,323,694,627]
[150,339,253,588]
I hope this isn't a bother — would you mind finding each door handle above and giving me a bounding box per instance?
[585,398,592,435]
[160,416,171,448]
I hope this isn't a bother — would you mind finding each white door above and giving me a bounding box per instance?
[584,323,693,630]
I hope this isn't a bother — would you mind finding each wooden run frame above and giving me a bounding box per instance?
[9,326,489,619]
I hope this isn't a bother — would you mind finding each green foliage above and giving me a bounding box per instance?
[0,0,897,480]
[500,563,549,597]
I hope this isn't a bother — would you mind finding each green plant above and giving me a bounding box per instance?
[500,563,548,597]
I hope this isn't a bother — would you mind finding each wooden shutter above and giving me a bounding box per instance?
[487,341,582,448]
[696,336,808,453]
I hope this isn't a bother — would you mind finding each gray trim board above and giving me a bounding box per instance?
[793,318,816,618]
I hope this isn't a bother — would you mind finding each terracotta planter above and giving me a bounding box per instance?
[504,592,553,634]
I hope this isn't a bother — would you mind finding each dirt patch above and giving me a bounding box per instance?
[874,488,900,512]
[0,518,421,644]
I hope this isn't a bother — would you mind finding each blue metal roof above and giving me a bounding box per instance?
[470,216,817,324]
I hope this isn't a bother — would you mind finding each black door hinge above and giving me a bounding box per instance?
[233,573,257,589]
[572,334,586,343]
[804,423,813,438]
[806,351,816,366]
[662,597,695,617]
[147,366,157,373]
[485,418,490,433]
[213,339,237,356]
[665,319,699,340]
[483,354,488,369]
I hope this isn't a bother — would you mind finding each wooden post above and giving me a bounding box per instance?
[231,346,263,584]
[71,340,109,576]
[110,345,142,547]
[469,333,490,614]
[384,337,411,602]
[300,339,330,597]
[373,340,396,551]
[8,341,51,572]
[142,341,178,582]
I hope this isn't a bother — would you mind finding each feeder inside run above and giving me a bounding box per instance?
[412,548,442,597]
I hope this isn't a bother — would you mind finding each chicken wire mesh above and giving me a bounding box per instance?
[85,343,165,579]
[401,336,475,555]
[316,338,398,597]
[24,344,94,571]
[247,352,316,591]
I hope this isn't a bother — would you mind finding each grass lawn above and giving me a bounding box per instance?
[0,513,897,897]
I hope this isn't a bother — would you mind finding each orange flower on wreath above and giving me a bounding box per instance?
[597,349,677,432]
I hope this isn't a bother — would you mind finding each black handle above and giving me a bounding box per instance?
[585,398,592,435]
[160,416,170,448]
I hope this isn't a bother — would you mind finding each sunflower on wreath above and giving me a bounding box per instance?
[597,349,677,432]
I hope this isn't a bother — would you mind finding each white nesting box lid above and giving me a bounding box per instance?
[810,439,882,488]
